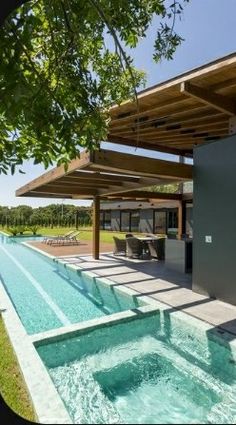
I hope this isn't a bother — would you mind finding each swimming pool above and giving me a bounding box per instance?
[37,303,236,424]
[1,233,236,423]
[0,235,140,335]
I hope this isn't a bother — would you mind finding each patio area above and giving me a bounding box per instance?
[28,240,114,257]
[54,252,236,336]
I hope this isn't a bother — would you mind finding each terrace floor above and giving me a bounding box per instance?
[28,240,236,337]
[56,253,236,337]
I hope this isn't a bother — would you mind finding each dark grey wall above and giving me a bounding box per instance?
[193,134,236,305]
[139,209,153,233]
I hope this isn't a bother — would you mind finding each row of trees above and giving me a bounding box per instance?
[0,204,92,228]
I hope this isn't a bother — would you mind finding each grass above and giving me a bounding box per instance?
[38,227,144,244]
[0,317,35,422]
[1,226,143,244]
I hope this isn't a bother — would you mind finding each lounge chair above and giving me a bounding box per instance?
[148,237,166,260]
[43,230,76,244]
[49,231,81,246]
[126,237,143,259]
[113,236,126,256]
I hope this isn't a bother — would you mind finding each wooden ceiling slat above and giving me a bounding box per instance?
[139,128,227,142]
[110,120,228,139]
[109,105,219,132]
[32,186,98,196]
[110,98,202,129]
[102,191,182,200]
[110,95,188,126]
[110,113,228,137]
[107,135,192,156]
[65,171,140,183]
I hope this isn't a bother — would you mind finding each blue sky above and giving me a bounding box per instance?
[1,0,236,208]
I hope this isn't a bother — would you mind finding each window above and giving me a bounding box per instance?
[104,211,111,230]
[121,211,130,232]
[100,212,104,229]
[167,210,178,236]
[100,211,111,230]
[154,209,178,236]
[130,211,140,232]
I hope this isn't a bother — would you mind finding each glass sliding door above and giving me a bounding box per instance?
[130,211,140,232]
[121,211,130,232]
[154,210,166,235]
[167,209,178,238]
[104,211,111,230]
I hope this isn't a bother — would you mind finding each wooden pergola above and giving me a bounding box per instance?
[16,149,192,258]
[16,53,236,259]
[108,53,236,157]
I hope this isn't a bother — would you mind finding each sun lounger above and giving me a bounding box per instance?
[49,231,81,246]
[44,230,77,245]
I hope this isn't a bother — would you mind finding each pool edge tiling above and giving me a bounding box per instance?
[0,279,72,424]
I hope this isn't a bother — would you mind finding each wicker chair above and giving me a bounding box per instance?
[126,237,143,259]
[148,237,166,260]
[113,236,126,256]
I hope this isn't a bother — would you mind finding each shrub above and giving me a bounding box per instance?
[27,225,39,235]
[7,227,18,236]
[16,225,26,235]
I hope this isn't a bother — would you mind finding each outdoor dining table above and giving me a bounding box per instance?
[136,236,158,258]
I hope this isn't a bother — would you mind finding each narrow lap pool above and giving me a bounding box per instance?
[0,235,139,334]
[37,306,236,424]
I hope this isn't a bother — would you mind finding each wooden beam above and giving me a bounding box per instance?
[65,171,140,184]
[93,196,100,260]
[110,96,187,125]
[101,191,182,200]
[32,186,98,196]
[90,149,193,180]
[110,53,236,114]
[110,117,228,138]
[47,181,111,189]
[180,82,236,116]
[107,135,190,157]
[16,150,92,196]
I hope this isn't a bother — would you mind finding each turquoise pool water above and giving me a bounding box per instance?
[38,308,236,424]
[0,235,139,334]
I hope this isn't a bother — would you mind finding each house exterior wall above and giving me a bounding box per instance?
[193,134,236,305]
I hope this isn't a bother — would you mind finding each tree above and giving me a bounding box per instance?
[0,0,189,174]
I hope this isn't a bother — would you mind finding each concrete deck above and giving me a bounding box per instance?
[58,253,236,337]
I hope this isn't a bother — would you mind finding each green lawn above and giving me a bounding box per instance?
[0,318,35,422]
[39,227,144,244]
[1,226,143,244]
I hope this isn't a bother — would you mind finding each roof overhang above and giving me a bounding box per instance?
[16,149,192,200]
[108,53,236,157]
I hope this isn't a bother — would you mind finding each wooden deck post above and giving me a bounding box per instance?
[93,196,100,260]
[177,200,183,240]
